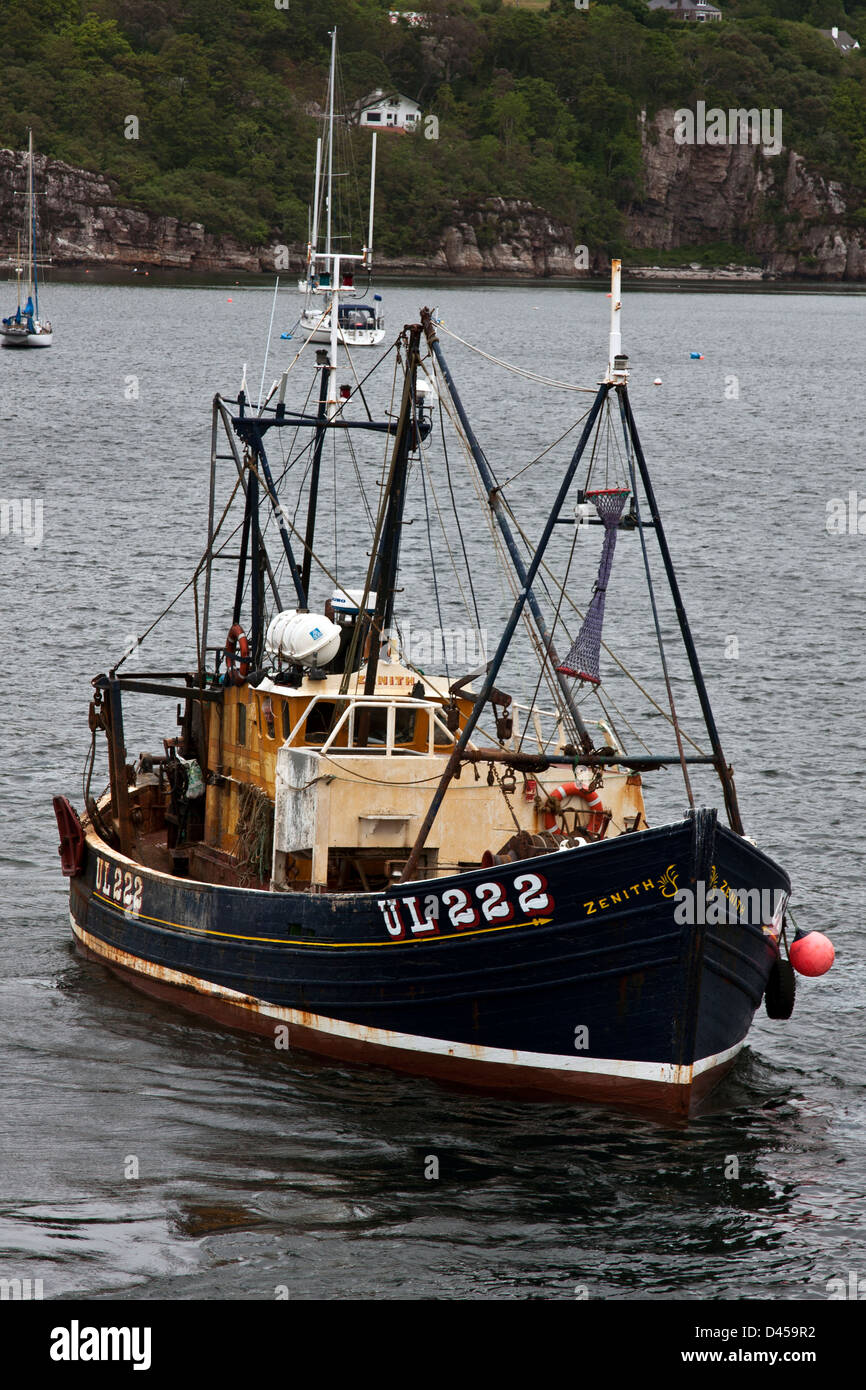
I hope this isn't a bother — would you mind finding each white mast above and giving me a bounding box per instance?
[366,131,377,268]
[328,253,339,416]
[606,257,628,383]
[26,128,34,308]
[325,28,336,262]
[310,136,322,273]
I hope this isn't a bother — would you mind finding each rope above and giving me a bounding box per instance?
[112,472,243,671]
[437,321,597,393]
[419,449,450,684]
[429,357,481,631]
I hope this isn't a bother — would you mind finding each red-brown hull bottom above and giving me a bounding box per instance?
[73,931,740,1118]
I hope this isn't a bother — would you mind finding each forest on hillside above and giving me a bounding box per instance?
[1,0,866,257]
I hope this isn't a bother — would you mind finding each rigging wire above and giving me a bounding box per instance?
[617,391,694,807]
[418,451,450,686]
[502,505,708,756]
[592,683,653,757]
[497,413,587,493]
[427,358,481,633]
[436,321,598,394]
[433,375,568,722]
[112,473,244,671]
[415,434,481,650]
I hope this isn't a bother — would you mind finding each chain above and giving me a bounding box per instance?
[494,766,521,832]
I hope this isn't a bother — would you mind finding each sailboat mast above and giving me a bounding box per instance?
[328,256,339,413]
[366,132,377,267]
[325,28,335,262]
[27,129,36,317]
[310,136,322,271]
[15,232,22,312]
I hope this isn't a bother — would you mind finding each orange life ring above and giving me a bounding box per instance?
[225,623,250,685]
[544,782,606,837]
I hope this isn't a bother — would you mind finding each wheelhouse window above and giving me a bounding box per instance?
[356,707,417,747]
[303,701,337,743]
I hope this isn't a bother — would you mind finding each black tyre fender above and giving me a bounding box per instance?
[765,955,796,1020]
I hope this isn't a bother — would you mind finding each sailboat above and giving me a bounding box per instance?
[2,129,53,348]
[297,29,385,348]
[53,262,833,1116]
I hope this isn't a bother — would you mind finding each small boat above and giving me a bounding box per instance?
[296,28,385,348]
[300,293,385,347]
[54,263,832,1116]
[2,130,53,348]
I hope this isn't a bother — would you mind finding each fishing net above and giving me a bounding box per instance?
[234,783,275,885]
[557,487,630,684]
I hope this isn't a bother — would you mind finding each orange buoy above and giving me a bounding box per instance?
[789,931,835,977]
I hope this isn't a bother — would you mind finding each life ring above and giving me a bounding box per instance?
[225,623,250,685]
[544,782,606,837]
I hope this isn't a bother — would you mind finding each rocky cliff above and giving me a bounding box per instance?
[628,108,866,279]
[428,197,577,276]
[2,131,866,279]
[0,148,267,273]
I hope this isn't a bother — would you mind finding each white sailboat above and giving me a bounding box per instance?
[298,29,385,349]
[2,130,53,349]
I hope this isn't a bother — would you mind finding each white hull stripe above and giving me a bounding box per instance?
[71,918,745,1088]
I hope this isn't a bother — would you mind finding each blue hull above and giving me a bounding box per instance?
[68,808,790,1113]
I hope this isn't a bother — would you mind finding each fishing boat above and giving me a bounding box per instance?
[296,29,385,348]
[53,262,833,1116]
[2,129,53,348]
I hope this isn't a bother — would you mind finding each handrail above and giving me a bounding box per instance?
[283,693,460,756]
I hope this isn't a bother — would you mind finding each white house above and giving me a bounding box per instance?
[819,25,860,53]
[647,0,722,20]
[355,90,422,132]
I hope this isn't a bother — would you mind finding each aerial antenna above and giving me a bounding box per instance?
[257,278,281,411]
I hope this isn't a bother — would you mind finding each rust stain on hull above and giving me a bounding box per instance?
[70,919,735,1116]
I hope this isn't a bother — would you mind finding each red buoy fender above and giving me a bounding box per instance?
[225,623,250,685]
[53,795,87,877]
[544,782,606,836]
[789,931,835,977]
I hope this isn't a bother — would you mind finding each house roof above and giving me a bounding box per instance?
[818,27,860,52]
[647,0,722,12]
[356,89,421,114]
